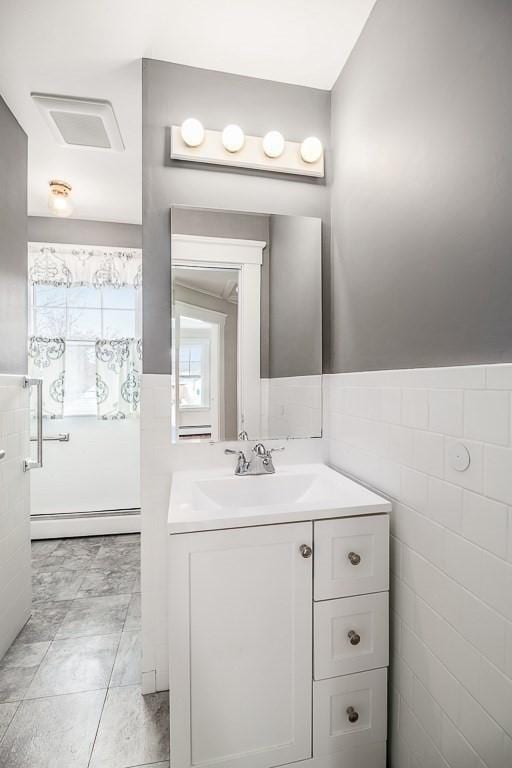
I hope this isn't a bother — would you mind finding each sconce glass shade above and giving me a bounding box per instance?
[300,136,323,164]
[262,130,285,159]
[48,180,73,217]
[181,118,205,147]
[222,124,245,153]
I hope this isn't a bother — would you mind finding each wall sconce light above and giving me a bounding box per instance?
[300,136,323,164]
[222,124,245,153]
[262,130,285,159]
[180,118,204,147]
[48,180,73,217]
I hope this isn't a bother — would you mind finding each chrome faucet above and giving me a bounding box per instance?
[224,442,284,476]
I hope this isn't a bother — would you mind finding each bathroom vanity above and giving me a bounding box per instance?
[168,463,391,768]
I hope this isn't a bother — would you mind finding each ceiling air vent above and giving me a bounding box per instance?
[31,93,124,151]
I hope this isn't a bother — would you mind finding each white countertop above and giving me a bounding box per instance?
[168,463,391,534]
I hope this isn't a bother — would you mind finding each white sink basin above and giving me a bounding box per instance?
[169,463,391,533]
[195,472,317,508]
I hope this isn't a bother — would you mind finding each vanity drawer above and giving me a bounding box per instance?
[314,592,389,679]
[313,668,387,756]
[314,515,389,600]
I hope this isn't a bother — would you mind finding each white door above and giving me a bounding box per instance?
[0,375,32,659]
[169,522,313,768]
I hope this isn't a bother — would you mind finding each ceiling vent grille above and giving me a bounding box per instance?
[31,93,124,151]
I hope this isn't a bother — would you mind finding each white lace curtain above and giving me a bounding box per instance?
[95,338,142,419]
[28,243,142,288]
[28,244,142,419]
[27,337,66,418]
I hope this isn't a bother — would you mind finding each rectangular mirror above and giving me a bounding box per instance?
[170,206,322,442]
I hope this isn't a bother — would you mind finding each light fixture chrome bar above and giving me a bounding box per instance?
[23,377,43,472]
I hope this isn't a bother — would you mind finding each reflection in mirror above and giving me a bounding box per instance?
[174,266,239,441]
[171,206,322,443]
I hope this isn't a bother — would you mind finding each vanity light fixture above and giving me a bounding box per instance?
[180,118,205,148]
[48,180,73,217]
[262,130,285,159]
[222,124,245,153]
[300,136,323,164]
[170,124,324,177]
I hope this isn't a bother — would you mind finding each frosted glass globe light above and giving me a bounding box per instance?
[300,136,323,164]
[48,180,73,218]
[222,124,245,153]
[181,118,204,147]
[262,131,285,159]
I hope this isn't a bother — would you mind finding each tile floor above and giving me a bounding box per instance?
[0,534,170,768]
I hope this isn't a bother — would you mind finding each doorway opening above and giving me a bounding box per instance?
[27,242,142,539]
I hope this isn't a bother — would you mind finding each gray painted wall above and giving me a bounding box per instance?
[171,208,268,242]
[28,217,142,248]
[330,0,512,373]
[0,96,27,375]
[142,59,330,374]
[269,215,322,377]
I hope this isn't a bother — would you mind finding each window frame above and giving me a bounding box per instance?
[178,335,211,410]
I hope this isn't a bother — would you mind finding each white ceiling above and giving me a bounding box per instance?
[0,0,376,225]
[175,267,239,304]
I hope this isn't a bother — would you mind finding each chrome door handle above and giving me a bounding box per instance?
[300,544,312,559]
[23,377,43,472]
[31,433,70,442]
[0,449,5,461]
[348,551,361,566]
[348,630,361,646]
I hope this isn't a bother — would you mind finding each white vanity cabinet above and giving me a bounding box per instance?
[169,510,390,768]
[169,522,313,768]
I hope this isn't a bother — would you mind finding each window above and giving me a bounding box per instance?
[29,283,140,416]
[179,338,210,409]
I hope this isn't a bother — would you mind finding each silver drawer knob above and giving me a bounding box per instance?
[348,551,361,566]
[348,630,361,646]
[300,544,312,559]
[346,706,359,723]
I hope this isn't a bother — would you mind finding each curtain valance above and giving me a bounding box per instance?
[28,243,142,288]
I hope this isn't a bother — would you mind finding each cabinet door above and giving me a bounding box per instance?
[169,522,313,768]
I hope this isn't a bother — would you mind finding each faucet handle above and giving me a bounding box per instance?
[268,446,285,453]
[225,447,248,475]
[251,443,285,456]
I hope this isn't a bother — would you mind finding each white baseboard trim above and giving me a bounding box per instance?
[141,670,157,695]
[31,512,141,540]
